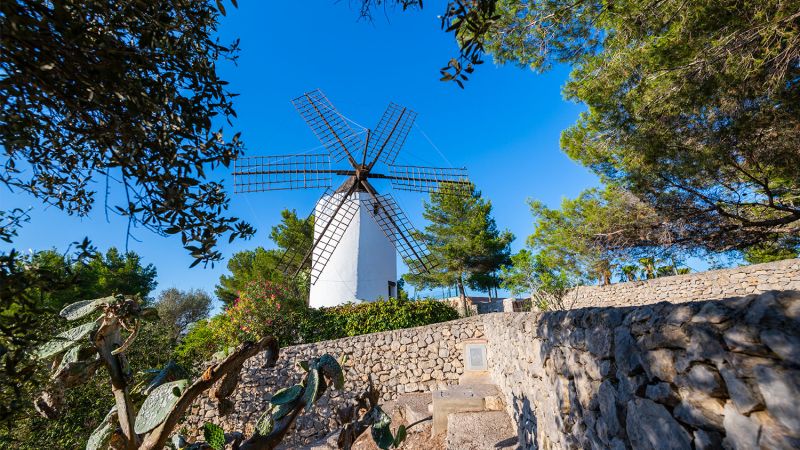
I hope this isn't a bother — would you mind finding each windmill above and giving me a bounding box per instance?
[233,89,471,307]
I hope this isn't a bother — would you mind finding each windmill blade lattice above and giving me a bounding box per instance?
[365,103,417,166]
[232,154,333,193]
[277,189,361,283]
[292,89,363,164]
[387,165,471,196]
[361,193,437,274]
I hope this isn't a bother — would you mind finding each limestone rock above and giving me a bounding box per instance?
[759,329,800,365]
[642,349,676,383]
[718,364,763,414]
[644,382,678,407]
[722,401,760,449]
[625,398,692,450]
[753,365,800,431]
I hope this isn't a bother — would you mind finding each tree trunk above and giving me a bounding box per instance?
[95,321,139,449]
[456,277,468,316]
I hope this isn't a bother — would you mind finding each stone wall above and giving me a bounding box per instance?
[566,258,800,309]
[183,316,484,447]
[483,290,800,449]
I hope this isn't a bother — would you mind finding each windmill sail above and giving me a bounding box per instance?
[365,103,417,167]
[276,189,360,283]
[232,154,333,192]
[361,193,437,274]
[292,89,363,165]
[386,165,471,196]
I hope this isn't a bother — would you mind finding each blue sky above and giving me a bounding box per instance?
[3,2,601,305]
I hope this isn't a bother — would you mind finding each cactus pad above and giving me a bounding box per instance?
[270,384,302,405]
[37,321,98,359]
[59,296,113,321]
[303,368,320,411]
[85,406,117,450]
[318,354,344,389]
[255,410,274,436]
[134,379,188,434]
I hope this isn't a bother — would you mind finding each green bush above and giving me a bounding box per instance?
[173,318,222,369]
[316,297,459,339]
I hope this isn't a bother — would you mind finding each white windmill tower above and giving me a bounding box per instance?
[233,89,470,308]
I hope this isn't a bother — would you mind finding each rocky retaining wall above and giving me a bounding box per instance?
[566,258,800,309]
[183,316,484,447]
[483,290,800,449]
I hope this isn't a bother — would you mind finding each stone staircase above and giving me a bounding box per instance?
[306,372,517,450]
[435,372,517,449]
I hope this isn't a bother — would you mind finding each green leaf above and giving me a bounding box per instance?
[394,424,407,447]
[37,321,98,359]
[254,410,274,436]
[370,407,394,450]
[318,354,344,390]
[85,407,117,450]
[370,407,393,448]
[134,379,189,434]
[272,400,297,421]
[59,296,113,321]
[203,422,225,450]
[270,384,302,405]
[303,369,320,411]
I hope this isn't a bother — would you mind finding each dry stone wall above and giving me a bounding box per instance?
[566,258,800,309]
[483,290,800,449]
[183,316,484,447]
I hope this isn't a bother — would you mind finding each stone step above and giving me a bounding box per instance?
[431,382,504,435]
[395,392,433,429]
[445,411,518,450]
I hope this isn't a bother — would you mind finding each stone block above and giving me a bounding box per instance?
[760,329,800,365]
[718,364,763,414]
[642,349,676,383]
[753,365,800,431]
[625,398,692,450]
[722,401,760,450]
[644,382,678,407]
[680,364,726,398]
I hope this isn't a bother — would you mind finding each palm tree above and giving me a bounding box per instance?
[619,265,638,282]
[638,257,657,279]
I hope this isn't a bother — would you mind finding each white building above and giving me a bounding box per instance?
[308,191,397,308]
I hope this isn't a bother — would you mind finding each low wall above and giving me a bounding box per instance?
[184,316,484,447]
[567,258,800,309]
[483,291,800,449]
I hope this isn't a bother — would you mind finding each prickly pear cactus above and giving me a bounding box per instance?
[134,379,189,434]
[370,406,394,449]
[85,406,117,450]
[36,321,98,359]
[59,295,114,321]
[270,384,302,405]
[254,410,274,436]
[318,354,344,389]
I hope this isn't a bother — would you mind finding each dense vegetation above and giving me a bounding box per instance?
[374,0,800,290]
[176,288,459,368]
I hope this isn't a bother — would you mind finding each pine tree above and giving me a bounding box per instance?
[405,185,513,314]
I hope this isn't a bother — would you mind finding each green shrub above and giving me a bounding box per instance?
[174,318,221,369]
[321,297,459,338]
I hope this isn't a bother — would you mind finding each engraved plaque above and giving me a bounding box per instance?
[464,342,487,371]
